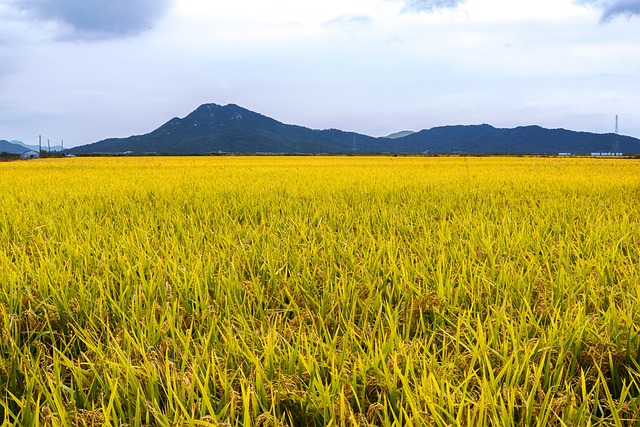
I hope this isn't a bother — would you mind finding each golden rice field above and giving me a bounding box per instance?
[1,156,640,426]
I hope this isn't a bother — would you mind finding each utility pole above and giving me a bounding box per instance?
[47,139,51,153]
[39,135,42,156]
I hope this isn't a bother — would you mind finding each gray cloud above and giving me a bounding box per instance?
[11,0,172,39]
[601,0,640,20]
[401,0,466,13]
[575,0,640,21]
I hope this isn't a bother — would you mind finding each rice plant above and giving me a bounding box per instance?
[0,156,639,426]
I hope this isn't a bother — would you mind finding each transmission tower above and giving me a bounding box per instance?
[613,115,620,154]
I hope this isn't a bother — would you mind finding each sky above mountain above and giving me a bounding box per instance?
[1,0,639,147]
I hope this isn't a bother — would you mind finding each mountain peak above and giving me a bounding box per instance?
[185,103,254,123]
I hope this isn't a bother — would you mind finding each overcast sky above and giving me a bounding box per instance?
[1,0,639,147]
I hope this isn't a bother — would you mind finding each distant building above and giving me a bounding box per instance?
[591,152,623,157]
[20,150,40,159]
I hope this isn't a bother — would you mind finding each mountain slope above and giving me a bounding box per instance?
[384,130,416,139]
[400,124,637,154]
[67,104,640,155]
[15,141,64,152]
[69,104,380,154]
[0,140,31,154]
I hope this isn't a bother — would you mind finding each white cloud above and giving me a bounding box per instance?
[401,0,466,12]
[324,14,373,28]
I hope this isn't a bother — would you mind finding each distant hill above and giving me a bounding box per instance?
[67,103,640,155]
[0,140,63,154]
[399,124,639,155]
[0,140,31,154]
[384,130,416,139]
[15,141,64,152]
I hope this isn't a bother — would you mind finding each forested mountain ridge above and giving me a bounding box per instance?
[66,104,640,155]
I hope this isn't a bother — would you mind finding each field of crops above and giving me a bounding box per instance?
[1,156,639,426]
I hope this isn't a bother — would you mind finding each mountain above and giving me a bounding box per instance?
[384,130,416,139]
[68,104,381,155]
[14,141,64,152]
[67,103,640,155]
[399,124,638,155]
[0,140,64,153]
[0,140,31,154]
